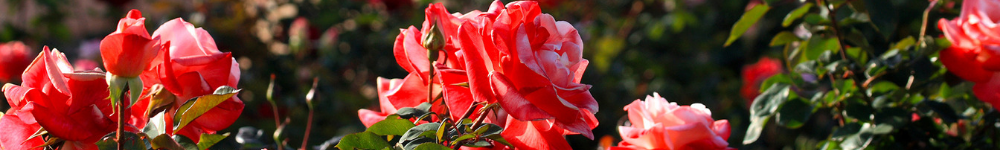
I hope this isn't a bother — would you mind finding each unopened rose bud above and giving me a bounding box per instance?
[422,24,444,61]
[267,74,276,103]
[305,77,318,109]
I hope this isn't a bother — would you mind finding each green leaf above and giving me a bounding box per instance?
[745,84,791,144]
[794,60,817,74]
[804,37,840,61]
[396,107,428,119]
[337,131,391,150]
[400,123,441,142]
[151,134,185,150]
[759,74,792,93]
[416,102,432,111]
[844,99,873,122]
[831,122,862,139]
[474,123,503,136]
[173,86,240,134]
[464,141,493,147]
[143,110,168,137]
[874,107,909,128]
[782,3,814,27]
[891,36,916,51]
[921,100,960,123]
[451,134,477,145]
[173,135,200,150]
[95,132,148,150]
[776,98,814,129]
[414,143,453,150]
[725,4,770,47]
[197,133,229,150]
[803,13,829,25]
[484,134,513,147]
[367,117,416,136]
[435,122,449,142]
[770,31,799,46]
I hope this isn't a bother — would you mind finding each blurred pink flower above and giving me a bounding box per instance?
[612,93,733,150]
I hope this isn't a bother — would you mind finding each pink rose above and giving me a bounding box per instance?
[613,93,733,150]
[129,18,243,142]
[938,0,1000,108]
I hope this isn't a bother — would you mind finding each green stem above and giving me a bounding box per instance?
[117,83,127,150]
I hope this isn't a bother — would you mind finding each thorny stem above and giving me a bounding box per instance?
[117,83,127,150]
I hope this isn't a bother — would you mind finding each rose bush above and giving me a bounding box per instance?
[938,0,1000,108]
[128,18,244,142]
[0,41,31,83]
[612,93,733,150]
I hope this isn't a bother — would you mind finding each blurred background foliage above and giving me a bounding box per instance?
[0,0,974,149]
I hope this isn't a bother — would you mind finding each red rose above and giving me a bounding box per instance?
[456,0,598,139]
[0,83,44,150]
[938,0,1000,108]
[3,47,135,149]
[100,9,161,77]
[612,93,734,150]
[740,57,781,105]
[128,18,243,142]
[0,41,32,83]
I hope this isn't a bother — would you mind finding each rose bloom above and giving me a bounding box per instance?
[100,9,161,77]
[740,57,781,105]
[938,0,1000,108]
[1,47,137,149]
[0,41,32,83]
[0,80,44,150]
[441,1,597,148]
[455,0,599,140]
[612,93,733,150]
[128,18,243,142]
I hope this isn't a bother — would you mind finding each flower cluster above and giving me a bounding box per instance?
[358,0,599,149]
[0,9,242,149]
